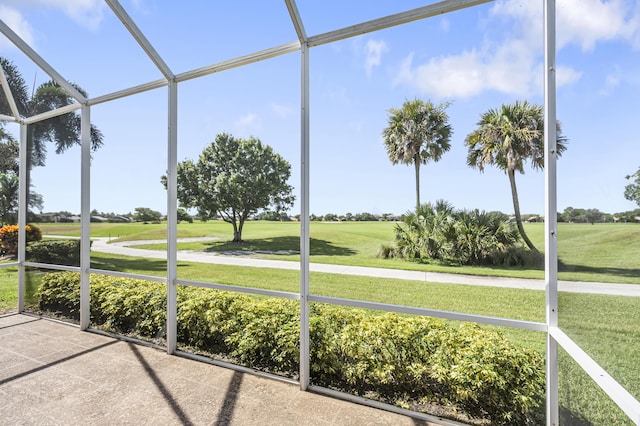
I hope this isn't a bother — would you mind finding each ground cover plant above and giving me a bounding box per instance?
[37,271,546,425]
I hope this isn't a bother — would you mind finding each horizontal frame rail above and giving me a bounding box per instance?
[0,262,19,269]
[89,268,167,283]
[176,278,300,300]
[23,262,80,273]
[309,295,547,332]
[309,385,469,426]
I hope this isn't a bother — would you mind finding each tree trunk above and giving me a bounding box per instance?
[235,217,245,243]
[508,168,538,252]
[230,216,241,243]
[414,156,421,212]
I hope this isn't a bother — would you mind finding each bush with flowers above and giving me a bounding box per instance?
[0,224,42,257]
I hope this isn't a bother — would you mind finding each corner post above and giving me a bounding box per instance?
[80,105,91,330]
[544,0,559,424]
[166,79,178,354]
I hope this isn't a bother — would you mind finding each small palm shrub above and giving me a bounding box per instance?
[381,200,540,266]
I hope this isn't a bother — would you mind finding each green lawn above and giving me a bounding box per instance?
[37,221,640,283]
[0,266,18,313]
[9,220,640,424]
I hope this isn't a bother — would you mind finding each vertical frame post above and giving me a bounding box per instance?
[544,0,559,424]
[80,106,91,330]
[166,80,178,354]
[17,123,28,312]
[299,42,310,390]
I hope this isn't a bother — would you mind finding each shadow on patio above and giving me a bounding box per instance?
[0,314,437,425]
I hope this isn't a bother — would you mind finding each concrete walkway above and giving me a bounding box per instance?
[0,313,440,426]
[89,238,640,297]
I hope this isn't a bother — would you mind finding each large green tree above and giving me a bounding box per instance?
[167,133,294,242]
[382,99,452,211]
[624,167,640,207]
[0,57,103,212]
[465,100,567,252]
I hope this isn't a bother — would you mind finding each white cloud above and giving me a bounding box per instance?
[234,112,261,136]
[556,0,636,51]
[600,72,621,95]
[439,17,451,33]
[556,66,583,87]
[392,0,640,99]
[491,0,640,51]
[0,5,35,51]
[364,39,388,77]
[270,102,293,119]
[1,0,105,34]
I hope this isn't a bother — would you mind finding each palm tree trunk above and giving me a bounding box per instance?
[414,156,421,211]
[508,168,538,252]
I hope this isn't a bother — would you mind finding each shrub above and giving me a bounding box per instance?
[26,239,84,266]
[37,272,545,425]
[0,224,42,256]
[380,201,540,267]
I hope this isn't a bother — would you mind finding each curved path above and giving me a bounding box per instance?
[89,237,640,297]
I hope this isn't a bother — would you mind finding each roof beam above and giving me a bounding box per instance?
[88,78,168,106]
[23,102,81,125]
[0,66,21,120]
[307,0,493,47]
[0,19,87,104]
[176,42,300,83]
[105,0,174,80]
[0,114,17,122]
[284,0,307,43]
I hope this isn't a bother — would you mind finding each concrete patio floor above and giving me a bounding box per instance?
[0,314,441,426]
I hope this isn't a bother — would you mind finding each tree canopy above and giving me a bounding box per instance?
[382,99,452,211]
[624,167,640,207]
[0,57,103,168]
[167,133,294,242]
[465,100,567,252]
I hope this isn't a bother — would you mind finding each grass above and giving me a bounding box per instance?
[8,220,640,423]
[36,221,640,283]
[0,265,18,313]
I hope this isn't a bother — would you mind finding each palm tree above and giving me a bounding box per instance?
[465,100,567,252]
[0,56,103,203]
[382,99,452,211]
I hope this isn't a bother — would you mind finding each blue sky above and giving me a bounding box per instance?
[1,0,639,216]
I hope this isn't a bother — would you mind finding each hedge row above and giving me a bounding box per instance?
[37,272,545,425]
[26,240,84,267]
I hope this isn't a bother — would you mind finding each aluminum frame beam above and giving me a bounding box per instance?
[166,80,178,354]
[299,41,311,391]
[17,123,27,312]
[550,327,640,424]
[88,79,168,106]
[0,20,86,104]
[23,103,81,125]
[105,0,174,80]
[307,0,493,47]
[80,106,91,330]
[176,42,300,83]
[544,1,559,424]
[0,66,21,120]
[284,0,307,42]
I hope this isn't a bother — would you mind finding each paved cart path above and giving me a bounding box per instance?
[83,237,640,297]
